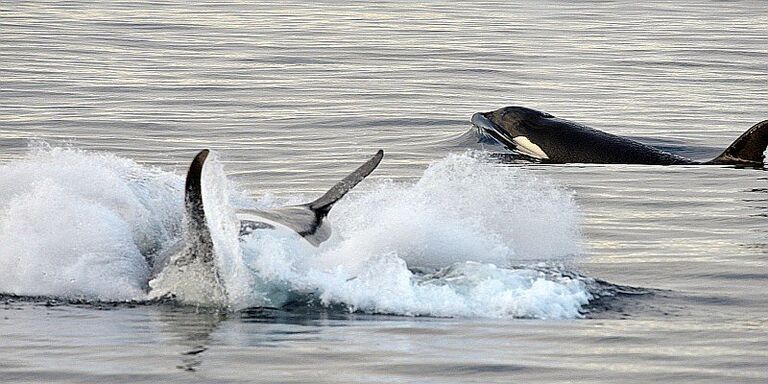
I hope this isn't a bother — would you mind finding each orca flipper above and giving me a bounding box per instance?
[308,149,384,217]
[710,120,768,166]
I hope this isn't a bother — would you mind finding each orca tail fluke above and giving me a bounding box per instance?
[709,120,768,166]
[236,150,383,247]
[308,149,384,217]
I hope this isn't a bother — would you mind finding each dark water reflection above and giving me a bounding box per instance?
[3,299,766,383]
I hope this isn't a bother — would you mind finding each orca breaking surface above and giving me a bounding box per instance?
[472,106,768,166]
[0,146,625,319]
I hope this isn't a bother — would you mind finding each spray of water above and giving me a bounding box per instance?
[0,146,590,318]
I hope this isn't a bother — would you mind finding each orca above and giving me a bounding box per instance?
[147,149,384,303]
[471,106,768,166]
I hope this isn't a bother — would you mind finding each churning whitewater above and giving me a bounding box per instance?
[0,145,592,319]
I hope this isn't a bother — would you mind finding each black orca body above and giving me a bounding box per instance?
[471,106,768,166]
[148,149,384,303]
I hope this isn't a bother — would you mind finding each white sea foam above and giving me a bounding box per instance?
[234,153,588,318]
[0,144,181,301]
[199,152,255,308]
[0,147,589,318]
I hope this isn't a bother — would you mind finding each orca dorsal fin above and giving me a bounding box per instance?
[185,149,209,227]
[710,120,768,166]
[308,149,384,218]
[181,149,215,264]
[148,149,227,304]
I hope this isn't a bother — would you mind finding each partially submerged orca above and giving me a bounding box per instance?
[471,106,768,166]
[148,149,384,303]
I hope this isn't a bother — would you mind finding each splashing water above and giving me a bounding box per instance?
[0,144,181,301]
[0,147,591,318]
[232,152,589,318]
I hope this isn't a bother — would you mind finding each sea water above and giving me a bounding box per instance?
[1,1,766,382]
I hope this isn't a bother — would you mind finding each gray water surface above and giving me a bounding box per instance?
[2,1,767,383]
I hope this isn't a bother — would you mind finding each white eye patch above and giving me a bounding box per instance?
[512,136,549,159]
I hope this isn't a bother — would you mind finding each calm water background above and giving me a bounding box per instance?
[1,1,767,383]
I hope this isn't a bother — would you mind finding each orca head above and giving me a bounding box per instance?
[472,106,554,160]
